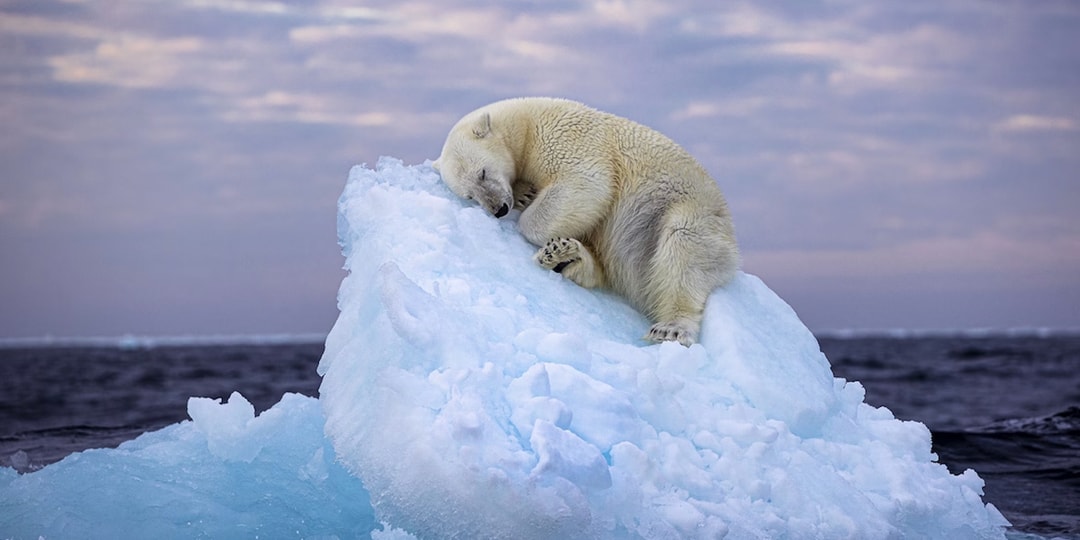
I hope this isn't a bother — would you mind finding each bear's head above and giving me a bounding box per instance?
[433,110,515,219]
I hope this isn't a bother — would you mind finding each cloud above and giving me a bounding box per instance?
[11,3,448,137]
[748,231,1080,289]
[179,0,297,17]
[589,0,673,32]
[48,36,205,88]
[222,91,394,127]
[670,98,771,120]
[177,0,385,21]
[757,24,973,92]
[2,0,1079,335]
[288,23,375,44]
[993,114,1077,133]
[0,11,105,41]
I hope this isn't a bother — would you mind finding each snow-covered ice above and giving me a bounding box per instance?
[319,158,1007,539]
[1,157,1009,539]
[1,393,375,537]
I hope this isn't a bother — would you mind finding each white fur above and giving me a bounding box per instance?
[434,97,739,346]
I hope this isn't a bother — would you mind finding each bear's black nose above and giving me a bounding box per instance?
[494,203,509,218]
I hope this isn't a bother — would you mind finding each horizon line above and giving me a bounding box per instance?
[0,332,329,350]
[2,327,1079,349]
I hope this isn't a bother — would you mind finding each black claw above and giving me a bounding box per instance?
[552,261,571,273]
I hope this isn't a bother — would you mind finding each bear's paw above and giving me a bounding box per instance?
[645,320,697,347]
[535,238,583,274]
[514,187,538,211]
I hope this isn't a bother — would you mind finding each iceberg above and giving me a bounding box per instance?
[320,158,1007,539]
[0,157,1010,539]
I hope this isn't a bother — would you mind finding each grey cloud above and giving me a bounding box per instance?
[1,0,1078,336]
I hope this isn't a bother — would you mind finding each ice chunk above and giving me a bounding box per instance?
[530,418,613,491]
[317,158,1010,539]
[0,394,375,538]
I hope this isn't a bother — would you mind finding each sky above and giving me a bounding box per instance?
[1,0,1078,339]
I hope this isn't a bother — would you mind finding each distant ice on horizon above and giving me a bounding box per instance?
[0,332,329,349]
[0,158,1009,539]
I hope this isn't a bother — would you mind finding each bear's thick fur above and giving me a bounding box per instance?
[434,97,739,346]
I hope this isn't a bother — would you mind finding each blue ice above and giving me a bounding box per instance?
[1,158,1010,539]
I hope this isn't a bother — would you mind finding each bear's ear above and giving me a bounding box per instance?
[471,112,492,138]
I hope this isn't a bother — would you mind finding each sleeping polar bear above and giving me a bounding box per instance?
[433,97,739,346]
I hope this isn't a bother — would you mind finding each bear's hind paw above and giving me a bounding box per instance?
[645,321,697,347]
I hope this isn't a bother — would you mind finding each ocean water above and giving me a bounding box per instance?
[1,335,1077,538]
[820,334,1080,539]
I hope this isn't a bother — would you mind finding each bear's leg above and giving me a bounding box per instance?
[642,213,728,347]
[518,181,609,246]
[534,238,605,289]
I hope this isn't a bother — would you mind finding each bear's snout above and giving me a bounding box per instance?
[495,203,509,218]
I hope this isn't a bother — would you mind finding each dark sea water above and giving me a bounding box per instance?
[1,335,1078,538]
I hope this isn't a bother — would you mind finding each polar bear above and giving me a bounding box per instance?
[433,97,739,346]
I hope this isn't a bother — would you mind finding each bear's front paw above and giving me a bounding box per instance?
[535,237,583,274]
[514,187,538,210]
[645,321,697,347]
